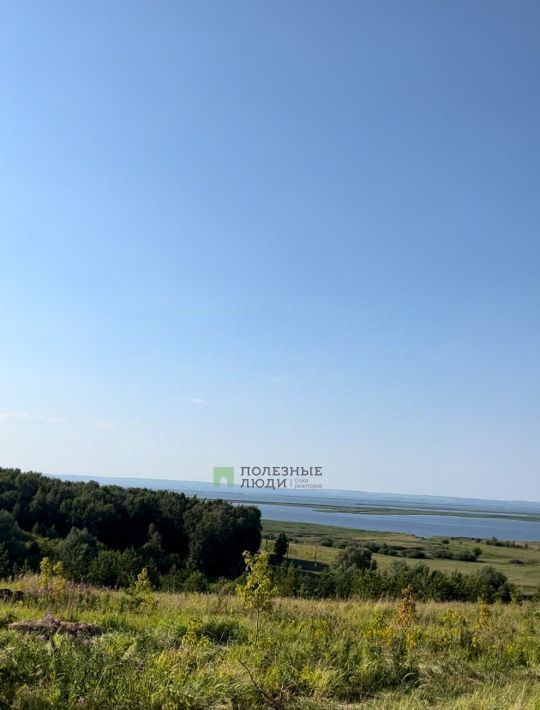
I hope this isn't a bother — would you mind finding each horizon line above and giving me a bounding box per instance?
[42,472,540,507]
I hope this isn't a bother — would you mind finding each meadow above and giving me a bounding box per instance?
[263,520,540,595]
[2,472,540,708]
[1,578,540,709]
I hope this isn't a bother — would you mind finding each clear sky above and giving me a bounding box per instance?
[1,2,539,500]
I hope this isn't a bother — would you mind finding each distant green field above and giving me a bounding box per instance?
[262,519,540,593]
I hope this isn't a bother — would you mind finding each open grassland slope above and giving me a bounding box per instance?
[1,581,540,708]
[263,520,540,594]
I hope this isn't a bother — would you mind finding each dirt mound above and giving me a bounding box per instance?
[9,613,101,639]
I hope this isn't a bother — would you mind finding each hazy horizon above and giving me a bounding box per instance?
[45,472,540,506]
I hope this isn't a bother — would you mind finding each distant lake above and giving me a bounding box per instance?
[50,475,540,542]
[255,503,540,540]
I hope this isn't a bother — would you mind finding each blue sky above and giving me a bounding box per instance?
[1,2,539,500]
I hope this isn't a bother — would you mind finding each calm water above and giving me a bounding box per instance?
[256,503,540,541]
[51,475,540,541]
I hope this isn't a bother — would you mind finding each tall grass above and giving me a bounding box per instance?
[0,580,539,708]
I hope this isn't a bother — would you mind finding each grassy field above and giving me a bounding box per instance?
[262,519,540,594]
[1,580,540,709]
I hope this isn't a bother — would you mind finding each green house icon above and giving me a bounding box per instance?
[213,467,235,488]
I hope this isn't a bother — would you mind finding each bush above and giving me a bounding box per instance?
[454,551,478,562]
[273,533,289,563]
[400,549,426,559]
[190,617,247,644]
[364,542,381,553]
[469,566,514,602]
[208,578,237,595]
[182,571,209,592]
[335,545,377,571]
